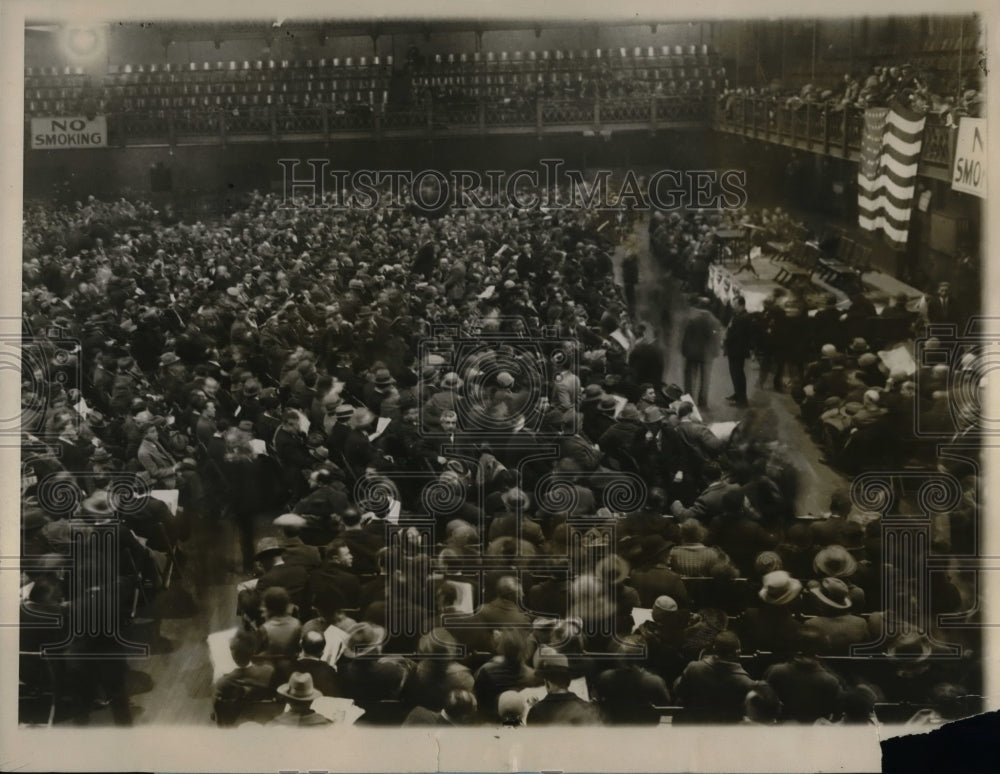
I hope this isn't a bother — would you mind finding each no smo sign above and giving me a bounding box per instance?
[951,117,987,199]
[31,116,107,149]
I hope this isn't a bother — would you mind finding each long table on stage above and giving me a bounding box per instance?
[708,255,787,313]
[708,246,925,316]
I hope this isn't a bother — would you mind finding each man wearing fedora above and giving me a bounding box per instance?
[267,672,333,726]
[363,367,397,417]
[802,578,869,653]
[525,649,602,726]
[673,631,753,723]
[254,537,310,611]
[738,570,805,654]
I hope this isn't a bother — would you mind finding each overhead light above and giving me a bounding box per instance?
[58,24,106,63]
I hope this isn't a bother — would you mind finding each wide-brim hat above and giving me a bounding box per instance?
[661,383,684,402]
[809,577,852,609]
[373,369,395,387]
[276,672,322,702]
[335,404,355,419]
[581,384,605,404]
[595,554,630,586]
[159,352,181,367]
[618,404,641,423]
[536,647,572,679]
[849,337,869,354]
[887,631,933,662]
[80,490,113,517]
[90,447,113,462]
[642,406,666,425]
[254,536,284,559]
[23,502,48,531]
[597,396,618,415]
[274,513,308,529]
[759,570,803,606]
[441,372,463,389]
[813,545,858,578]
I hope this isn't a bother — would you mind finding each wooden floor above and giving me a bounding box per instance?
[70,513,277,726]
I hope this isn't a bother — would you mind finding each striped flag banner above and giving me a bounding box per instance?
[858,102,927,246]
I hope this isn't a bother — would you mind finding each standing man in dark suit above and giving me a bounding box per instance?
[681,297,720,409]
[723,296,755,407]
[925,281,955,325]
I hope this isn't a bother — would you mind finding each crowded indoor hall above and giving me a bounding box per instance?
[16,13,987,731]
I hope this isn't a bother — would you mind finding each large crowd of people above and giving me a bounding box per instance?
[18,178,980,728]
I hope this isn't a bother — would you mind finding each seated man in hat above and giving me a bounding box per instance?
[254,537,311,613]
[525,649,603,726]
[597,404,646,473]
[673,631,753,723]
[267,672,333,726]
[737,570,805,655]
[634,595,692,686]
[273,513,322,570]
[340,623,414,723]
[802,578,870,654]
[584,396,618,444]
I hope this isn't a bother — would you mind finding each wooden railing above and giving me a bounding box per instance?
[715,96,958,180]
[31,94,712,148]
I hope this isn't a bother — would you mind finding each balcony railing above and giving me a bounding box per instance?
[36,94,711,148]
[715,96,958,179]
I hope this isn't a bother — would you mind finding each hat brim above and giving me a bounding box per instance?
[810,587,852,610]
[813,553,858,577]
[276,685,322,702]
[759,578,803,606]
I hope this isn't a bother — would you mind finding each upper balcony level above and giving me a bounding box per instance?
[714,96,959,182]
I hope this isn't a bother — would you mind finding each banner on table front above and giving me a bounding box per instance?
[31,116,107,149]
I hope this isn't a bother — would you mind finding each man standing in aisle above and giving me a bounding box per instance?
[723,296,755,408]
[681,297,720,410]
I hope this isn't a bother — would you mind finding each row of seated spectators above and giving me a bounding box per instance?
[205,477,977,727]
[24,45,721,117]
[719,62,983,126]
[19,185,978,726]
